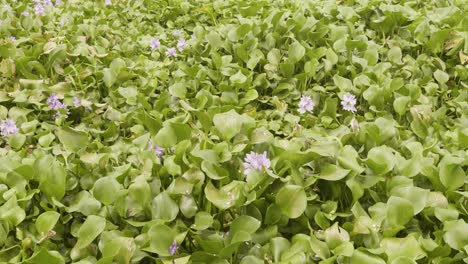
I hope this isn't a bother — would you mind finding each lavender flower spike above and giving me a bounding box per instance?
[169,240,178,255]
[243,151,271,175]
[341,92,357,113]
[47,93,64,110]
[298,95,314,114]
[148,138,164,157]
[166,47,177,57]
[0,119,19,137]
[150,38,160,50]
[177,38,187,51]
[35,4,45,16]
[73,97,81,107]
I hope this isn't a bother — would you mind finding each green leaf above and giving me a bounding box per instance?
[381,236,426,262]
[230,70,247,85]
[288,42,305,63]
[350,249,386,264]
[366,146,395,175]
[386,196,414,227]
[36,211,60,235]
[388,46,402,64]
[275,185,307,218]
[213,110,255,141]
[169,83,187,99]
[93,176,122,205]
[192,211,213,230]
[151,192,179,222]
[391,186,429,214]
[270,237,291,262]
[205,181,232,210]
[8,134,26,150]
[154,122,191,148]
[393,96,411,116]
[75,215,106,249]
[433,69,449,84]
[201,160,228,180]
[206,32,223,49]
[55,127,88,152]
[102,68,116,88]
[145,224,176,256]
[318,164,351,181]
[24,248,64,264]
[324,223,350,249]
[230,215,261,238]
[333,75,353,92]
[443,219,468,250]
[337,145,365,173]
[34,155,67,200]
[438,155,464,191]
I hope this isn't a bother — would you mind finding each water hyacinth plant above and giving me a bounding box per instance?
[0,0,466,263]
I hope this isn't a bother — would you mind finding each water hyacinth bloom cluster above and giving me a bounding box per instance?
[47,93,69,118]
[341,92,357,112]
[73,97,82,107]
[0,119,19,137]
[35,3,45,16]
[150,38,160,50]
[22,11,29,16]
[43,0,53,7]
[166,47,177,57]
[177,38,187,51]
[298,95,314,114]
[243,151,271,175]
[169,240,178,255]
[148,138,164,157]
[105,0,112,5]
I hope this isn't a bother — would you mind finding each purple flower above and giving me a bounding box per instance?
[46,94,68,119]
[8,36,16,42]
[177,38,187,51]
[22,11,30,16]
[148,138,164,157]
[55,0,62,5]
[341,93,357,112]
[73,97,81,107]
[298,95,314,114]
[169,240,178,255]
[173,30,181,36]
[150,38,160,50]
[105,0,112,6]
[47,93,62,109]
[166,47,177,57]
[0,119,19,137]
[35,4,45,16]
[43,0,53,7]
[243,151,271,175]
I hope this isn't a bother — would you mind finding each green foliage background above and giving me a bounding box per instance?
[0,0,467,263]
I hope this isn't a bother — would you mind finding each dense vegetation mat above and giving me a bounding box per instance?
[0,0,467,263]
